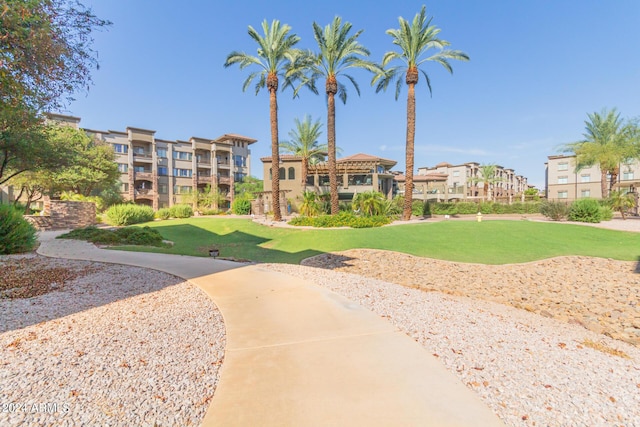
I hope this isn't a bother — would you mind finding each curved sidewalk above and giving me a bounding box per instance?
[37,232,503,426]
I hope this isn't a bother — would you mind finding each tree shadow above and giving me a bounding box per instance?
[635,256,640,274]
[300,253,357,270]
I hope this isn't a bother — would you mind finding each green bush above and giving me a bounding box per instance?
[105,204,155,226]
[568,198,602,223]
[289,211,390,228]
[411,200,427,216]
[155,208,171,220]
[199,208,222,216]
[0,204,37,254]
[169,204,193,219]
[599,206,613,221]
[540,201,570,221]
[455,202,479,214]
[232,198,251,215]
[59,225,164,246]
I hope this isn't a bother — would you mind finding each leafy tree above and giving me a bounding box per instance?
[8,170,50,214]
[0,0,110,183]
[305,17,380,215]
[608,190,636,220]
[48,125,119,196]
[373,6,469,220]
[563,108,637,198]
[180,184,226,211]
[225,20,304,221]
[234,175,263,199]
[1,0,111,111]
[280,115,328,187]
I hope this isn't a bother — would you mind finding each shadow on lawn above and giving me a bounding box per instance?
[153,223,323,264]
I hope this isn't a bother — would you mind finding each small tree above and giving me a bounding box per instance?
[353,191,386,216]
[299,191,321,217]
[608,190,636,219]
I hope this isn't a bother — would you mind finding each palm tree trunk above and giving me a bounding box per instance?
[600,169,608,199]
[301,158,308,189]
[327,91,339,215]
[269,86,282,221]
[403,82,416,220]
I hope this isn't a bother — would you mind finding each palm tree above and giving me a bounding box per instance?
[299,190,321,217]
[373,6,469,220]
[563,108,637,199]
[224,20,302,221]
[353,190,386,216]
[473,164,500,201]
[305,16,380,215]
[280,115,327,188]
[608,189,636,220]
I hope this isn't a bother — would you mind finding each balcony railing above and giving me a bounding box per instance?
[135,189,155,198]
[218,177,231,185]
[135,172,153,180]
[197,176,212,184]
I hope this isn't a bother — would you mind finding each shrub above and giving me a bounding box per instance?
[59,225,164,246]
[199,208,221,216]
[599,206,613,221]
[169,204,193,219]
[455,202,479,214]
[231,198,251,215]
[289,211,390,228]
[155,208,171,220]
[568,198,602,223]
[0,204,37,254]
[540,201,570,221]
[105,204,155,226]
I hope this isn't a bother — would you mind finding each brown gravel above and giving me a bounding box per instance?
[302,250,640,346]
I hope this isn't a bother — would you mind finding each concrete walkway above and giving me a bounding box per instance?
[37,231,504,426]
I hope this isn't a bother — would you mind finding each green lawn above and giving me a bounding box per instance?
[109,217,640,265]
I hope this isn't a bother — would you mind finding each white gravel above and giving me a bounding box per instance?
[0,260,225,427]
[265,263,640,427]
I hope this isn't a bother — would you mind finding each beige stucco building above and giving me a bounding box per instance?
[46,113,256,210]
[259,153,397,211]
[545,154,640,201]
[416,162,529,201]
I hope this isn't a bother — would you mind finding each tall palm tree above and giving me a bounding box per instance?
[305,16,380,215]
[563,108,637,198]
[476,164,500,201]
[373,6,469,220]
[280,115,327,188]
[224,20,301,221]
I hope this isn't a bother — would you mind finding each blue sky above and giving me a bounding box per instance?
[64,0,640,189]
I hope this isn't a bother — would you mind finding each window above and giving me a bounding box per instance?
[157,148,167,158]
[173,151,192,161]
[114,144,128,154]
[134,166,148,173]
[158,167,168,176]
[173,185,192,194]
[234,155,246,167]
[623,171,635,180]
[279,167,285,180]
[557,176,568,184]
[453,170,460,177]
[557,162,569,171]
[581,174,590,183]
[133,146,146,155]
[581,189,591,198]
[288,167,295,180]
[158,184,168,194]
[234,172,246,182]
[117,163,128,173]
[558,191,568,199]
[121,183,129,193]
[173,168,192,177]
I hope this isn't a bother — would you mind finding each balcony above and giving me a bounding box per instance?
[135,189,155,199]
[217,161,231,169]
[218,177,231,185]
[133,151,153,163]
[135,172,153,180]
[197,176,212,184]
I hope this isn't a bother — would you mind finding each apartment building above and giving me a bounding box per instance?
[545,154,640,201]
[47,113,256,210]
[417,162,529,201]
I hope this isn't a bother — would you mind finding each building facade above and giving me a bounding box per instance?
[545,154,640,201]
[261,153,397,204]
[417,162,529,201]
[47,114,256,210]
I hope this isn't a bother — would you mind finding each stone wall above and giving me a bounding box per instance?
[25,200,96,231]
